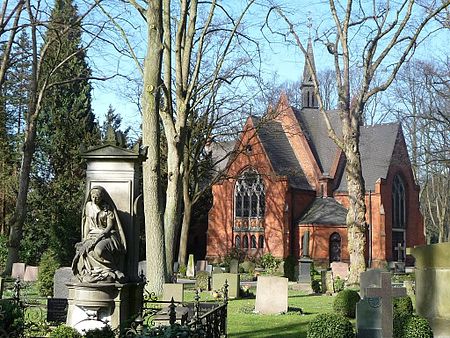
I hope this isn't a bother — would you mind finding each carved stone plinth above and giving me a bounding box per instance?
[66,282,142,334]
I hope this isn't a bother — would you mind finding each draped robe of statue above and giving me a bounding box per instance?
[72,186,127,283]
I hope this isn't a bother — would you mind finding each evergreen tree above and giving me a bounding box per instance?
[27,0,100,265]
[101,105,131,148]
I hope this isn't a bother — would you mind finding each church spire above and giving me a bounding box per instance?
[301,38,319,109]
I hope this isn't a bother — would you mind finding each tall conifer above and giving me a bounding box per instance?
[26,0,100,265]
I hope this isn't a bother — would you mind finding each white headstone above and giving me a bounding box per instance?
[11,263,26,280]
[186,254,195,277]
[23,266,39,282]
[331,262,349,280]
[255,276,288,314]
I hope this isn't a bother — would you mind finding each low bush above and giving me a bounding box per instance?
[393,296,413,317]
[259,253,280,274]
[49,324,82,338]
[240,260,256,274]
[38,249,60,297]
[393,314,433,338]
[283,255,297,281]
[307,312,354,338]
[195,271,210,291]
[333,289,360,318]
[178,264,187,277]
[0,300,24,336]
[311,279,321,293]
[222,248,246,265]
[84,325,115,338]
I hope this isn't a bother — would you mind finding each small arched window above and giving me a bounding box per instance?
[243,235,249,249]
[235,235,241,248]
[251,235,257,249]
[258,235,264,248]
[392,175,406,229]
[235,170,265,218]
[329,232,341,263]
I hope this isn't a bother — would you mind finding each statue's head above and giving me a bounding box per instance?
[90,186,105,205]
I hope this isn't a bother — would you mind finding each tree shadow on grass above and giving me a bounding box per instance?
[228,321,309,338]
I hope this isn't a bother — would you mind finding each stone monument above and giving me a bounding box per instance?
[298,230,313,284]
[66,141,145,333]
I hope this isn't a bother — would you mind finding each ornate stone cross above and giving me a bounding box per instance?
[394,242,405,262]
[365,272,406,338]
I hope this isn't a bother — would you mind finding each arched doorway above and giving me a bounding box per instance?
[329,232,341,263]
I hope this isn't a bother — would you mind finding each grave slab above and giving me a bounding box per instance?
[212,273,240,299]
[356,298,382,338]
[11,263,26,280]
[212,267,223,274]
[162,283,184,302]
[23,266,39,282]
[359,269,383,298]
[53,267,75,299]
[331,262,349,280]
[321,270,334,294]
[47,298,68,323]
[255,276,288,314]
[195,260,208,272]
[186,254,195,277]
[229,259,239,274]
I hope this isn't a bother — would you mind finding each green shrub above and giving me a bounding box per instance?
[393,314,433,338]
[333,276,345,293]
[240,260,256,274]
[0,235,8,272]
[259,253,280,274]
[311,279,321,293]
[307,313,354,338]
[38,249,60,297]
[49,324,82,338]
[83,325,115,338]
[0,300,24,336]
[178,264,187,277]
[223,248,246,265]
[393,296,413,317]
[333,289,360,318]
[195,271,210,291]
[283,255,297,281]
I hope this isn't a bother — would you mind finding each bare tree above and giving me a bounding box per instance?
[268,0,449,284]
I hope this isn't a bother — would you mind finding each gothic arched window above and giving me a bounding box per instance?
[329,232,341,263]
[392,175,407,261]
[259,235,264,248]
[243,235,249,249]
[251,235,257,249]
[235,235,241,248]
[235,170,265,218]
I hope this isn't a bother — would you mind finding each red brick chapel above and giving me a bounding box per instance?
[205,40,425,268]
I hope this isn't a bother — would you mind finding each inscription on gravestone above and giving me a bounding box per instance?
[47,298,68,323]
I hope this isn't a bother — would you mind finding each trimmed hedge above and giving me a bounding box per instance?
[49,325,82,338]
[394,314,433,338]
[307,313,354,338]
[284,255,297,281]
[393,296,413,317]
[333,289,360,318]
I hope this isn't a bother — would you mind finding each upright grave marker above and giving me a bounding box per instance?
[255,276,288,314]
[11,263,25,280]
[186,254,195,277]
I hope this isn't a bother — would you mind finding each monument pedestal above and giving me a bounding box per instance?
[297,257,312,283]
[67,282,142,334]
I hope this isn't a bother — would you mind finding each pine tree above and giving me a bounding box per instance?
[101,105,130,148]
[26,0,100,265]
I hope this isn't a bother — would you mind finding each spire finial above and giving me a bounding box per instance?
[307,12,313,38]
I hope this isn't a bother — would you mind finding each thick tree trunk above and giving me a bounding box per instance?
[4,114,37,275]
[164,139,182,276]
[178,168,192,266]
[343,130,367,286]
[142,0,166,295]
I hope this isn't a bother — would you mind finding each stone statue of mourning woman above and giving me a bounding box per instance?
[72,186,127,283]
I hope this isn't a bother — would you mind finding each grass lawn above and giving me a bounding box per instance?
[186,289,336,338]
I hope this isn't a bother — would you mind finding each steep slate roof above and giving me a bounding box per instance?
[210,140,235,174]
[297,197,347,225]
[254,117,313,191]
[337,123,400,191]
[293,108,342,174]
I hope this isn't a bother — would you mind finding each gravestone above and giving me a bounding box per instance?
[206,265,213,276]
[24,266,39,282]
[321,270,334,294]
[0,277,4,299]
[47,298,68,323]
[162,283,184,302]
[11,263,26,280]
[331,262,349,280]
[255,276,288,314]
[360,269,382,298]
[173,262,179,274]
[394,243,405,262]
[212,273,240,299]
[229,259,239,274]
[357,271,406,338]
[53,267,75,299]
[298,257,312,283]
[196,260,208,272]
[356,298,382,338]
[212,266,223,274]
[186,254,195,277]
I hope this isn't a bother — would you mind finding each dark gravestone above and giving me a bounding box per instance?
[356,298,382,338]
[298,257,312,283]
[229,259,239,274]
[53,267,74,299]
[47,298,68,323]
[0,277,4,299]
